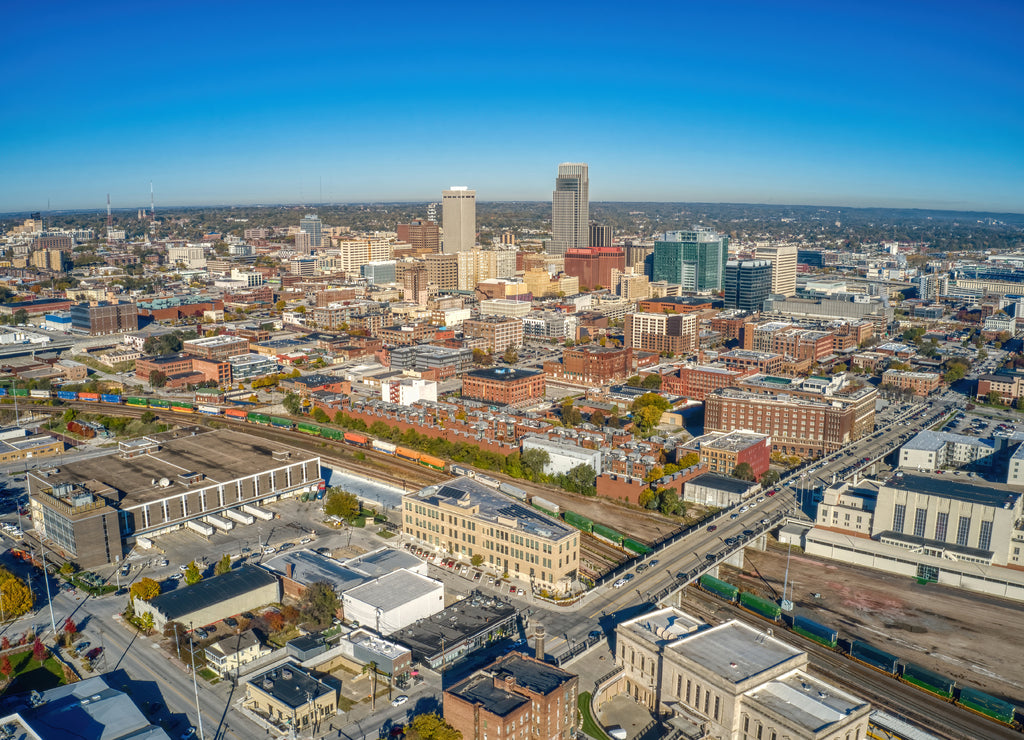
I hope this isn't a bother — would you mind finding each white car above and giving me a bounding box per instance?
[612,578,627,589]
[391,695,409,707]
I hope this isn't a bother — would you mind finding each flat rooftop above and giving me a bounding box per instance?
[702,430,769,452]
[30,429,318,506]
[490,653,575,695]
[408,477,575,542]
[620,607,705,648]
[22,675,170,740]
[449,674,529,716]
[344,547,424,578]
[248,662,333,709]
[746,671,867,733]
[391,592,517,661]
[688,473,756,495]
[261,549,370,592]
[466,367,543,382]
[883,472,1020,509]
[902,430,993,453]
[669,621,802,684]
[342,570,442,611]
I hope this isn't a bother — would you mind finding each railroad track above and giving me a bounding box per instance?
[679,588,1020,740]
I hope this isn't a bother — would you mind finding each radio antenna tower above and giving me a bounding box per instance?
[150,181,155,221]
[106,194,112,237]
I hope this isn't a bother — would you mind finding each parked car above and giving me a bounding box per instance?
[391,695,409,707]
[612,578,627,588]
[223,617,238,628]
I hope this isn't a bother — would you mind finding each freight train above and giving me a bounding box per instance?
[9,388,656,555]
[695,574,1020,730]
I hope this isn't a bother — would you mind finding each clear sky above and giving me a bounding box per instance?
[2,0,1022,213]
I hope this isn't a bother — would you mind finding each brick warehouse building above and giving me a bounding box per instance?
[462,367,545,406]
[562,247,625,290]
[663,364,751,400]
[686,430,772,478]
[70,300,138,335]
[444,653,579,740]
[462,316,524,354]
[544,346,633,384]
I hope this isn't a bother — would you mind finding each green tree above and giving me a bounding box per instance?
[760,470,780,487]
[470,554,484,567]
[282,393,303,415]
[657,489,683,516]
[301,581,340,628]
[12,309,29,326]
[184,561,203,586]
[214,554,232,576]
[149,370,168,388]
[625,375,643,387]
[129,578,160,602]
[732,462,756,481]
[311,407,329,423]
[502,345,518,364]
[560,464,597,495]
[638,489,657,509]
[590,409,605,427]
[61,408,77,423]
[641,373,662,390]
[324,488,360,520]
[138,612,155,633]
[405,712,463,740]
[521,449,550,481]
[678,451,700,469]
[987,390,1002,406]
[560,400,582,427]
[140,410,157,424]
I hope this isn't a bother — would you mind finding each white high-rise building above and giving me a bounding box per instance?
[551,162,589,256]
[442,187,476,254]
[754,244,798,297]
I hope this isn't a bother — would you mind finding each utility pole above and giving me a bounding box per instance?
[188,625,206,740]
[39,543,56,637]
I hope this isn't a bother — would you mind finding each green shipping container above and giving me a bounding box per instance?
[623,538,652,555]
[564,511,594,533]
[11,389,29,397]
[248,412,271,423]
[149,399,170,408]
[126,397,147,406]
[699,574,739,601]
[739,591,781,620]
[958,686,1016,725]
[297,423,322,435]
[901,663,954,698]
[592,523,624,545]
[321,427,343,440]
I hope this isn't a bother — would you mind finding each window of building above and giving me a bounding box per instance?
[956,516,971,547]
[913,508,927,538]
[893,503,906,533]
[979,520,993,551]
[934,511,948,541]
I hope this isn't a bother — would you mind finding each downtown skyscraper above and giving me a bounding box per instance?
[550,163,589,256]
[442,186,476,254]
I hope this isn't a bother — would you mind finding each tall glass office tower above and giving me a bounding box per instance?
[299,214,323,248]
[652,228,729,291]
[550,163,589,256]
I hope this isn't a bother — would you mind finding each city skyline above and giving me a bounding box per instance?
[2,1,1022,214]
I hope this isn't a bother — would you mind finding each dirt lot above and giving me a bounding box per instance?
[722,544,1024,703]
[506,477,684,545]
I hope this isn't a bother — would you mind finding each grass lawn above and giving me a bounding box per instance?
[2,649,66,695]
[198,668,220,683]
[578,692,610,740]
[376,529,396,539]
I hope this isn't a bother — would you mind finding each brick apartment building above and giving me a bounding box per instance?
[663,364,751,400]
[635,296,717,314]
[704,377,876,458]
[70,300,138,335]
[624,312,697,355]
[976,371,1024,404]
[378,323,437,347]
[718,349,785,375]
[136,354,231,388]
[462,368,546,405]
[543,346,633,384]
[882,369,941,397]
[444,653,578,740]
[562,247,625,290]
[182,335,250,361]
[687,430,772,478]
[462,316,524,354]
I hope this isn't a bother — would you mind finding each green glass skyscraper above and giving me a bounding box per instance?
[652,228,729,291]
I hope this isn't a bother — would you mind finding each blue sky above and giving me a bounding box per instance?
[2,0,1022,213]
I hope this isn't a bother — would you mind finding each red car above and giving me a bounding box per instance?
[707,525,717,532]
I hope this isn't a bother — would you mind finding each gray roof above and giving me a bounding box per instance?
[491,654,575,695]
[248,661,334,709]
[449,674,530,716]
[746,671,867,733]
[902,430,993,453]
[261,550,370,592]
[27,675,171,740]
[410,477,574,542]
[883,473,1020,509]
[344,548,424,578]
[148,565,278,622]
[670,621,801,684]
[391,592,517,661]
[687,473,756,495]
[342,570,442,611]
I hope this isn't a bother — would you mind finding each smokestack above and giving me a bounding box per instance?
[534,625,546,662]
[286,562,294,579]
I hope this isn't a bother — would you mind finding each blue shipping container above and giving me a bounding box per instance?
[100,394,121,404]
[57,391,77,400]
[0,388,7,397]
